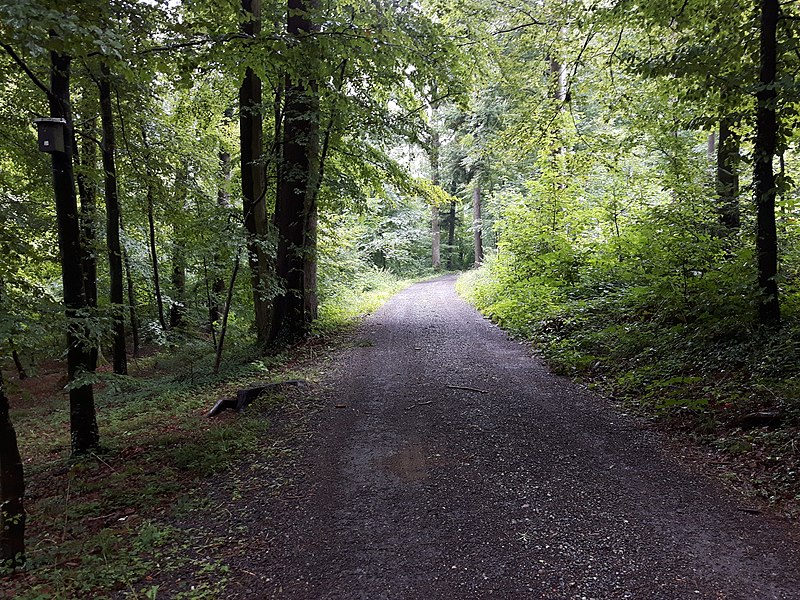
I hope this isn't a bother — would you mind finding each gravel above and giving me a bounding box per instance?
[203,275,800,599]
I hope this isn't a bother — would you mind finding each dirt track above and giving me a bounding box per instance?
[217,275,800,599]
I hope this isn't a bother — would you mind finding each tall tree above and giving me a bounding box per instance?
[48,49,100,454]
[271,0,321,343]
[99,62,127,374]
[472,182,483,266]
[0,370,24,570]
[240,0,271,346]
[754,0,780,327]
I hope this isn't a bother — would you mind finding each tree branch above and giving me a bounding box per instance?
[492,20,545,35]
[1,42,54,100]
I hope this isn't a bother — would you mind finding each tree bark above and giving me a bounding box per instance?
[754,0,780,327]
[99,63,127,374]
[119,215,140,357]
[430,125,441,270]
[48,49,100,454]
[9,343,26,380]
[271,0,320,344]
[0,371,25,569]
[74,119,98,311]
[240,0,272,346]
[472,183,483,266]
[717,118,741,231]
[170,163,188,329]
[73,118,99,377]
[446,200,456,269]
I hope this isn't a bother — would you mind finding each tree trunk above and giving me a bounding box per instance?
[123,247,140,357]
[170,162,188,329]
[170,240,186,329]
[717,118,741,231]
[240,0,272,346]
[48,49,99,455]
[446,200,456,269]
[119,215,140,357]
[9,343,26,380]
[74,119,97,311]
[754,0,780,327]
[271,0,320,344]
[472,183,483,266]
[211,131,233,328]
[0,371,25,570]
[146,175,167,332]
[99,63,127,374]
[73,118,98,377]
[430,126,441,270]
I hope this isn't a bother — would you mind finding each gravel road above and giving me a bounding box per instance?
[223,275,800,599]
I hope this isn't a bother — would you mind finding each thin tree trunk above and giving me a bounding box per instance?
[146,176,167,332]
[74,119,98,311]
[170,163,188,329]
[0,371,25,569]
[122,242,140,357]
[446,200,456,269]
[240,0,271,346]
[73,118,99,377]
[271,0,320,344]
[754,0,780,327]
[48,49,99,455]
[170,240,186,329]
[472,183,483,266]
[99,63,127,374]
[9,343,26,380]
[430,124,441,270]
[214,251,242,374]
[211,125,233,328]
[717,117,740,231]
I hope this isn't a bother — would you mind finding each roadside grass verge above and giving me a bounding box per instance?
[2,271,412,599]
[458,265,800,517]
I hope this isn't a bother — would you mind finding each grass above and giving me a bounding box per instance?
[1,271,414,599]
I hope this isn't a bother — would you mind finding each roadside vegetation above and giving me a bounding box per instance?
[1,270,411,599]
[4,0,800,594]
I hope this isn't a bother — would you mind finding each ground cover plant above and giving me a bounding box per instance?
[1,270,411,599]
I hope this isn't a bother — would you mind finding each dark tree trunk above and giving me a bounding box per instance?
[213,251,242,374]
[146,177,167,332]
[446,200,456,269]
[74,119,98,311]
[123,245,140,357]
[271,0,320,344]
[754,0,780,327]
[717,118,741,231]
[211,128,233,329]
[99,63,127,374]
[430,126,441,270]
[10,344,26,381]
[240,0,271,346]
[73,118,98,377]
[472,183,483,266]
[170,240,186,329]
[170,163,188,329]
[48,50,100,454]
[0,371,25,570]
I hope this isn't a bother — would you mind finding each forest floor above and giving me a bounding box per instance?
[142,275,800,599]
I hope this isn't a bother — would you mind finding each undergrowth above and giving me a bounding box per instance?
[2,271,411,599]
[458,260,800,515]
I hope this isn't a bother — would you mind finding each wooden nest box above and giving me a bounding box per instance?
[33,118,67,153]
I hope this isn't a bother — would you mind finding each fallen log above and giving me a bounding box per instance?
[207,380,307,417]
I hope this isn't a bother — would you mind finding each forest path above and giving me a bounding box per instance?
[223,275,800,599]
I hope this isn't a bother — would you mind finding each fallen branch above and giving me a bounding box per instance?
[446,384,488,394]
[207,380,307,417]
